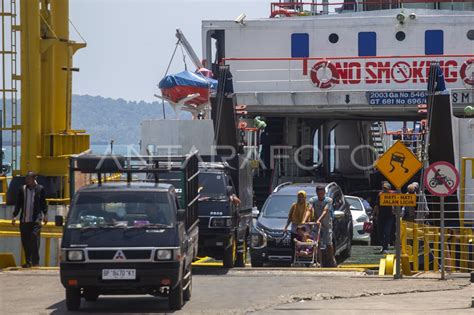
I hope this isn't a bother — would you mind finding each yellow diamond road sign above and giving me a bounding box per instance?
[375,140,423,190]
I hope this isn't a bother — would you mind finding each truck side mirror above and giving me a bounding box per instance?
[55,215,64,227]
[177,209,186,221]
[226,186,234,195]
[333,210,345,219]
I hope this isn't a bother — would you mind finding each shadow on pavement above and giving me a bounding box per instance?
[192,266,231,275]
[47,296,178,314]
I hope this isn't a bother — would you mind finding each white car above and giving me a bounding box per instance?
[344,195,371,244]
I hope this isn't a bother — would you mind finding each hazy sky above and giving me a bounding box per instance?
[69,0,270,102]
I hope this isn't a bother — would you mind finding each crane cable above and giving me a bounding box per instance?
[160,39,181,119]
[180,43,188,71]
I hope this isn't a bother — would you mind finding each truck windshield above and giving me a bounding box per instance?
[198,172,227,198]
[262,195,298,219]
[67,191,174,228]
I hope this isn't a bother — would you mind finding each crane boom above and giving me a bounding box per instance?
[176,28,204,69]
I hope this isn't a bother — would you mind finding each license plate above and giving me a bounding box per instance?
[102,269,136,280]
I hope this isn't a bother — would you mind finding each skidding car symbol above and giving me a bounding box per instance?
[389,152,409,173]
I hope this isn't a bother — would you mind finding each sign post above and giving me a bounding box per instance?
[375,141,423,280]
[394,188,402,279]
[424,161,460,280]
[440,196,445,280]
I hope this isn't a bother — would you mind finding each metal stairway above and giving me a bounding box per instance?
[0,0,19,172]
[370,121,387,157]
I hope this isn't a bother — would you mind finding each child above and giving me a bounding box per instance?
[294,225,314,257]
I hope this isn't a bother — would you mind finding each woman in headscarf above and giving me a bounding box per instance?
[284,191,312,232]
[283,190,313,260]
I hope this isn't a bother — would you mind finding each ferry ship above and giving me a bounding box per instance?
[144,0,474,223]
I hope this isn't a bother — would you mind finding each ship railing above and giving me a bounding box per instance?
[270,0,474,16]
[385,130,426,159]
[398,185,474,277]
[223,54,474,94]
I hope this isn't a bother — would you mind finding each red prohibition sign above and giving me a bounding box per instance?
[423,161,460,197]
[391,61,412,84]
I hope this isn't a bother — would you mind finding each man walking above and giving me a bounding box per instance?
[308,185,337,267]
[373,181,394,254]
[11,172,48,268]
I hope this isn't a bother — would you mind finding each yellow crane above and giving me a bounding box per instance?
[1,0,89,204]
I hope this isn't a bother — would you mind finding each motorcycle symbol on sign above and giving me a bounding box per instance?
[429,169,455,189]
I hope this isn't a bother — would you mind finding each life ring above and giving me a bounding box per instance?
[270,9,295,18]
[460,59,474,86]
[310,61,339,89]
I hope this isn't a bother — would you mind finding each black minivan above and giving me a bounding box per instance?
[59,154,199,311]
[249,182,353,267]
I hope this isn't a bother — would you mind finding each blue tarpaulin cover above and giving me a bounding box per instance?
[159,70,217,92]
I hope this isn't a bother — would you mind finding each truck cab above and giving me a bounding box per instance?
[197,162,251,267]
[59,154,199,311]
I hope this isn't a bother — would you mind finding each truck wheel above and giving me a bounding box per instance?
[235,238,247,267]
[223,236,237,268]
[183,269,192,301]
[83,288,99,302]
[169,281,184,310]
[66,287,81,311]
[251,256,264,267]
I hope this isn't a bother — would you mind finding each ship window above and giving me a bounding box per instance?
[291,33,309,58]
[395,31,406,41]
[425,30,444,55]
[329,33,339,44]
[468,30,474,40]
[313,129,320,165]
[358,32,377,57]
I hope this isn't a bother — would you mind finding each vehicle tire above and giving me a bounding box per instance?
[250,256,264,267]
[223,236,237,268]
[65,287,81,311]
[83,288,99,302]
[235,238,248,267]
[169,281,184,310]
[183,267,192,301]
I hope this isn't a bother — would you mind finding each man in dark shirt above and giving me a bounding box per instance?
[11,172,48,267]
[373,181,394,254]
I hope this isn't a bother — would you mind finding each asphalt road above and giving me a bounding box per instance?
[0,268,471,314]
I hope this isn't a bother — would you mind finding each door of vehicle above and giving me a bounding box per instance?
[330,187,346,250]
[175,194,194,266]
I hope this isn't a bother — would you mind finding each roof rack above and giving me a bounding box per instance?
[69,152,200,194]
[273,181,293,193]
[198,161,230,169]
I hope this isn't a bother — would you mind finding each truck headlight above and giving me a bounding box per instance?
[156,249,173,260]
[250,227,267,249]
[251,234,263,247]
[210,217,232,227]
[67,250,84,261]
[356,215,368,223]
